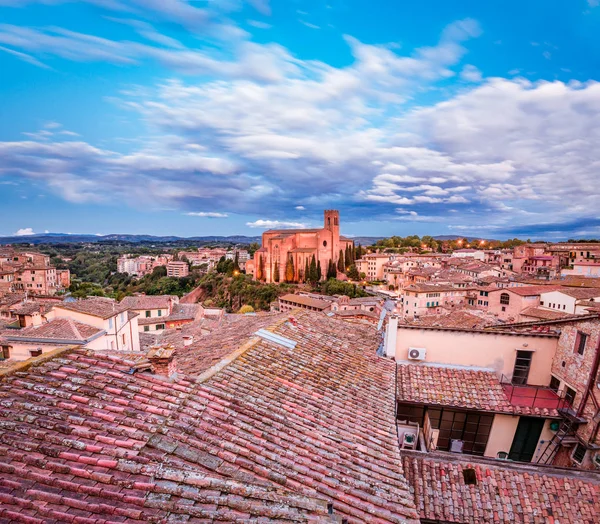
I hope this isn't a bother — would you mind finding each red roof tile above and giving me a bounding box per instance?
[402,451,600,523]
[397,364,559,417]
[0,309,419,522]
[3,318,103,343]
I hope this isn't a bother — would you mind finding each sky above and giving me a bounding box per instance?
[1,1,600,240]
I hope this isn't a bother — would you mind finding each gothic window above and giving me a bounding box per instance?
[500,293,510,305]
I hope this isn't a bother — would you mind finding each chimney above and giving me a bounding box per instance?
[182,335,194,346]
[147,345,177,378]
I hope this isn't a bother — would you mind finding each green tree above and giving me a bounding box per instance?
[316,260,322,282]
[233,252,240,272]
[257,255,265,281]
[273,260,280,283]
[356,244,363,260]
[304,258,310,283]
[309,255,318,285]
[239,304,255,314]
[248,242,260,256]
[337,249,345,273]
[327,260,337,279]
[285,256,295,282]
[347,264,359,280]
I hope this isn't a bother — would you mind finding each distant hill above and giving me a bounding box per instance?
[0,233,263,245]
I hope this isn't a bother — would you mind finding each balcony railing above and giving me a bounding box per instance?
[500,374,571,411]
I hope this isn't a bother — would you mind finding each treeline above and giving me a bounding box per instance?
[256,244,365,284]
[371,235,530,252]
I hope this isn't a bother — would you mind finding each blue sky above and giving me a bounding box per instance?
[1,0,600,239]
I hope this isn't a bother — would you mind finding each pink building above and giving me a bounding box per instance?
[252,210,353,283]
[487,286,559,321]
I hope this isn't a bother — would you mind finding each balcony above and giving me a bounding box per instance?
[500,375,570,412]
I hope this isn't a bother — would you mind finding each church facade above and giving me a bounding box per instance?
[250,210,354,283]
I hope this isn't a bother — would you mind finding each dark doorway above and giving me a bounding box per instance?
[508,417,544,462]
[512,350,533,385]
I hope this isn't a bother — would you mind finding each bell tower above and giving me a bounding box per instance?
[324,209,340,234]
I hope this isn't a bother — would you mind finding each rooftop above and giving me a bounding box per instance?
[279,293,331,310]
[54,297,129,319]
[119,295,177,310]
[0,309,420,523]
[402,450,600,524]
[396,363,559,417]
[1,318,104,343]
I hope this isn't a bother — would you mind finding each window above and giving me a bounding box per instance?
[108,317,113,329]
[512,350,533,385]
[549,376,560,393]
[565,386,576,406]
[156,324,165,330]
[572,443,587,464]
[1,346,9,359]
[575,332,588,355]
[145,310,151,317]
[500,293,510,305]
[323,240,327,247]
[122,334,126,345]
[501,306,506,312]
[158,310,162,317]
[30,349,42,357]
[120,312,125,323]
[144,325,150,332]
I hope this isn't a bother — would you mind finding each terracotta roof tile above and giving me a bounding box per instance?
[0,350,337,523]
[3,318,103,343]
[402,451,600,523]
[397,363,559,417]
[54,297,129,319]
[120,295,178,310]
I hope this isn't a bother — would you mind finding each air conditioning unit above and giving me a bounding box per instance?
[450,439,464,453]
[408,347,426,360]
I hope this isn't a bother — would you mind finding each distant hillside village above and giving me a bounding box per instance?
[2,212,600,522]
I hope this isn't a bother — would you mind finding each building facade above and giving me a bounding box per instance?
[251,210,353,283]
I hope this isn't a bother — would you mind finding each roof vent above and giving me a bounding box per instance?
[462,468,477,485]
[255,329,297,349]
[182,335,194,346]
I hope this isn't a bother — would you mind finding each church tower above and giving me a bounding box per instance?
[324,210,340,262]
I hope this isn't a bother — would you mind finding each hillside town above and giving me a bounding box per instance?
[1,212,600,522]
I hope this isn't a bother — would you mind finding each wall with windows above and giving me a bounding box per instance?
[549,318,600,456]
[394,326,558,385]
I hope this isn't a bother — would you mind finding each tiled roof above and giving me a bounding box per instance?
[0,350,336,523]
[488,285,561,296]
[520,306,574,320]
[120,295,177,310]
[2,318,103,343]
[0,310,419,523]
[279,294,331,310]
[552,287,600,299]
[402,451,600,523]
[396,364,558,417]
[54,297,129,319]
[166,312,287,374]
[401,310,499,330]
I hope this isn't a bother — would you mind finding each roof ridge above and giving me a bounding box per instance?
[65,318,84,340]
[195,312,293,384]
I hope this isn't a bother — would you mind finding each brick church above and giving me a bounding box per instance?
[250,210,354,283]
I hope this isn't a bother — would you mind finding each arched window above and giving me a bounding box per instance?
[328,217,331,226]
[500,293,510,305]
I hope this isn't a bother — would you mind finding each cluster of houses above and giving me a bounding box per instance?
[0,248,70,296]
[117,247,250,278]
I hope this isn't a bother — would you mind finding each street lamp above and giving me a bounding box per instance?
[233,270,240,277]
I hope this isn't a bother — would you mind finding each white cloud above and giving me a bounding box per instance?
[185,212,228,218]
[295,205,305,210]
[246,219,307,229]
[247,20,272,29]
[14,227,35,236]
[460,64,482,82]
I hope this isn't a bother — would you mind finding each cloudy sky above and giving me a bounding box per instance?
[1,0,600,239]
